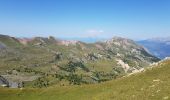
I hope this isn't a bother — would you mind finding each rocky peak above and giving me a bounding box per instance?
[105,37,135,46]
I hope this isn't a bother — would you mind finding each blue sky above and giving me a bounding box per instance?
[0,0,170,40]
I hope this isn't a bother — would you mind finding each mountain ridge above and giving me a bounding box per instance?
[0,34,160,88]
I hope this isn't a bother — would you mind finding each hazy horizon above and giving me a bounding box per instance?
[0,0,170,40]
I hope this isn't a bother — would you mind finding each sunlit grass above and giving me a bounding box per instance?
[0,60,170,100]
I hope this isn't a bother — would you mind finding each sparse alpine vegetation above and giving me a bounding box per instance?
[0,57,169,100]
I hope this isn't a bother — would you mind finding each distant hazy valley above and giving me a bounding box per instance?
[138,37,170,59]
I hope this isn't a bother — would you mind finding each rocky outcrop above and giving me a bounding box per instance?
[59,40,79,46]
[0,75,22,88]
[0,42,6,49]
[0,76,9,87]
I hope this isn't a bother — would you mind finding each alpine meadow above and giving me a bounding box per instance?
[0,0,170,100]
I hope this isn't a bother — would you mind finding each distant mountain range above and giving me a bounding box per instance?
[138,37,170,59]
[59,37,170,59]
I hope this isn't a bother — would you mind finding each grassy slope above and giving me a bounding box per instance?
[0,60,170,100]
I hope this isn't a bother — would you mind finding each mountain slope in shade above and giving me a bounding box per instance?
[138,38,170,59]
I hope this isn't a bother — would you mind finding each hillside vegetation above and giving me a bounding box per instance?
[0,34,159,88]
[0,60,169,100]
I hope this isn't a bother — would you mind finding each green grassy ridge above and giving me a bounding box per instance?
[0,60,170,100]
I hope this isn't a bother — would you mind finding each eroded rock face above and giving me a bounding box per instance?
[0,74,40,88]
[59,40,79,46]
[0,42,6,49]
[0,75,21,88]
[0,76,9,87]
[116,59,130,72]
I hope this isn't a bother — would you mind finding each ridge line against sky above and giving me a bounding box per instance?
[0,0,170,40]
